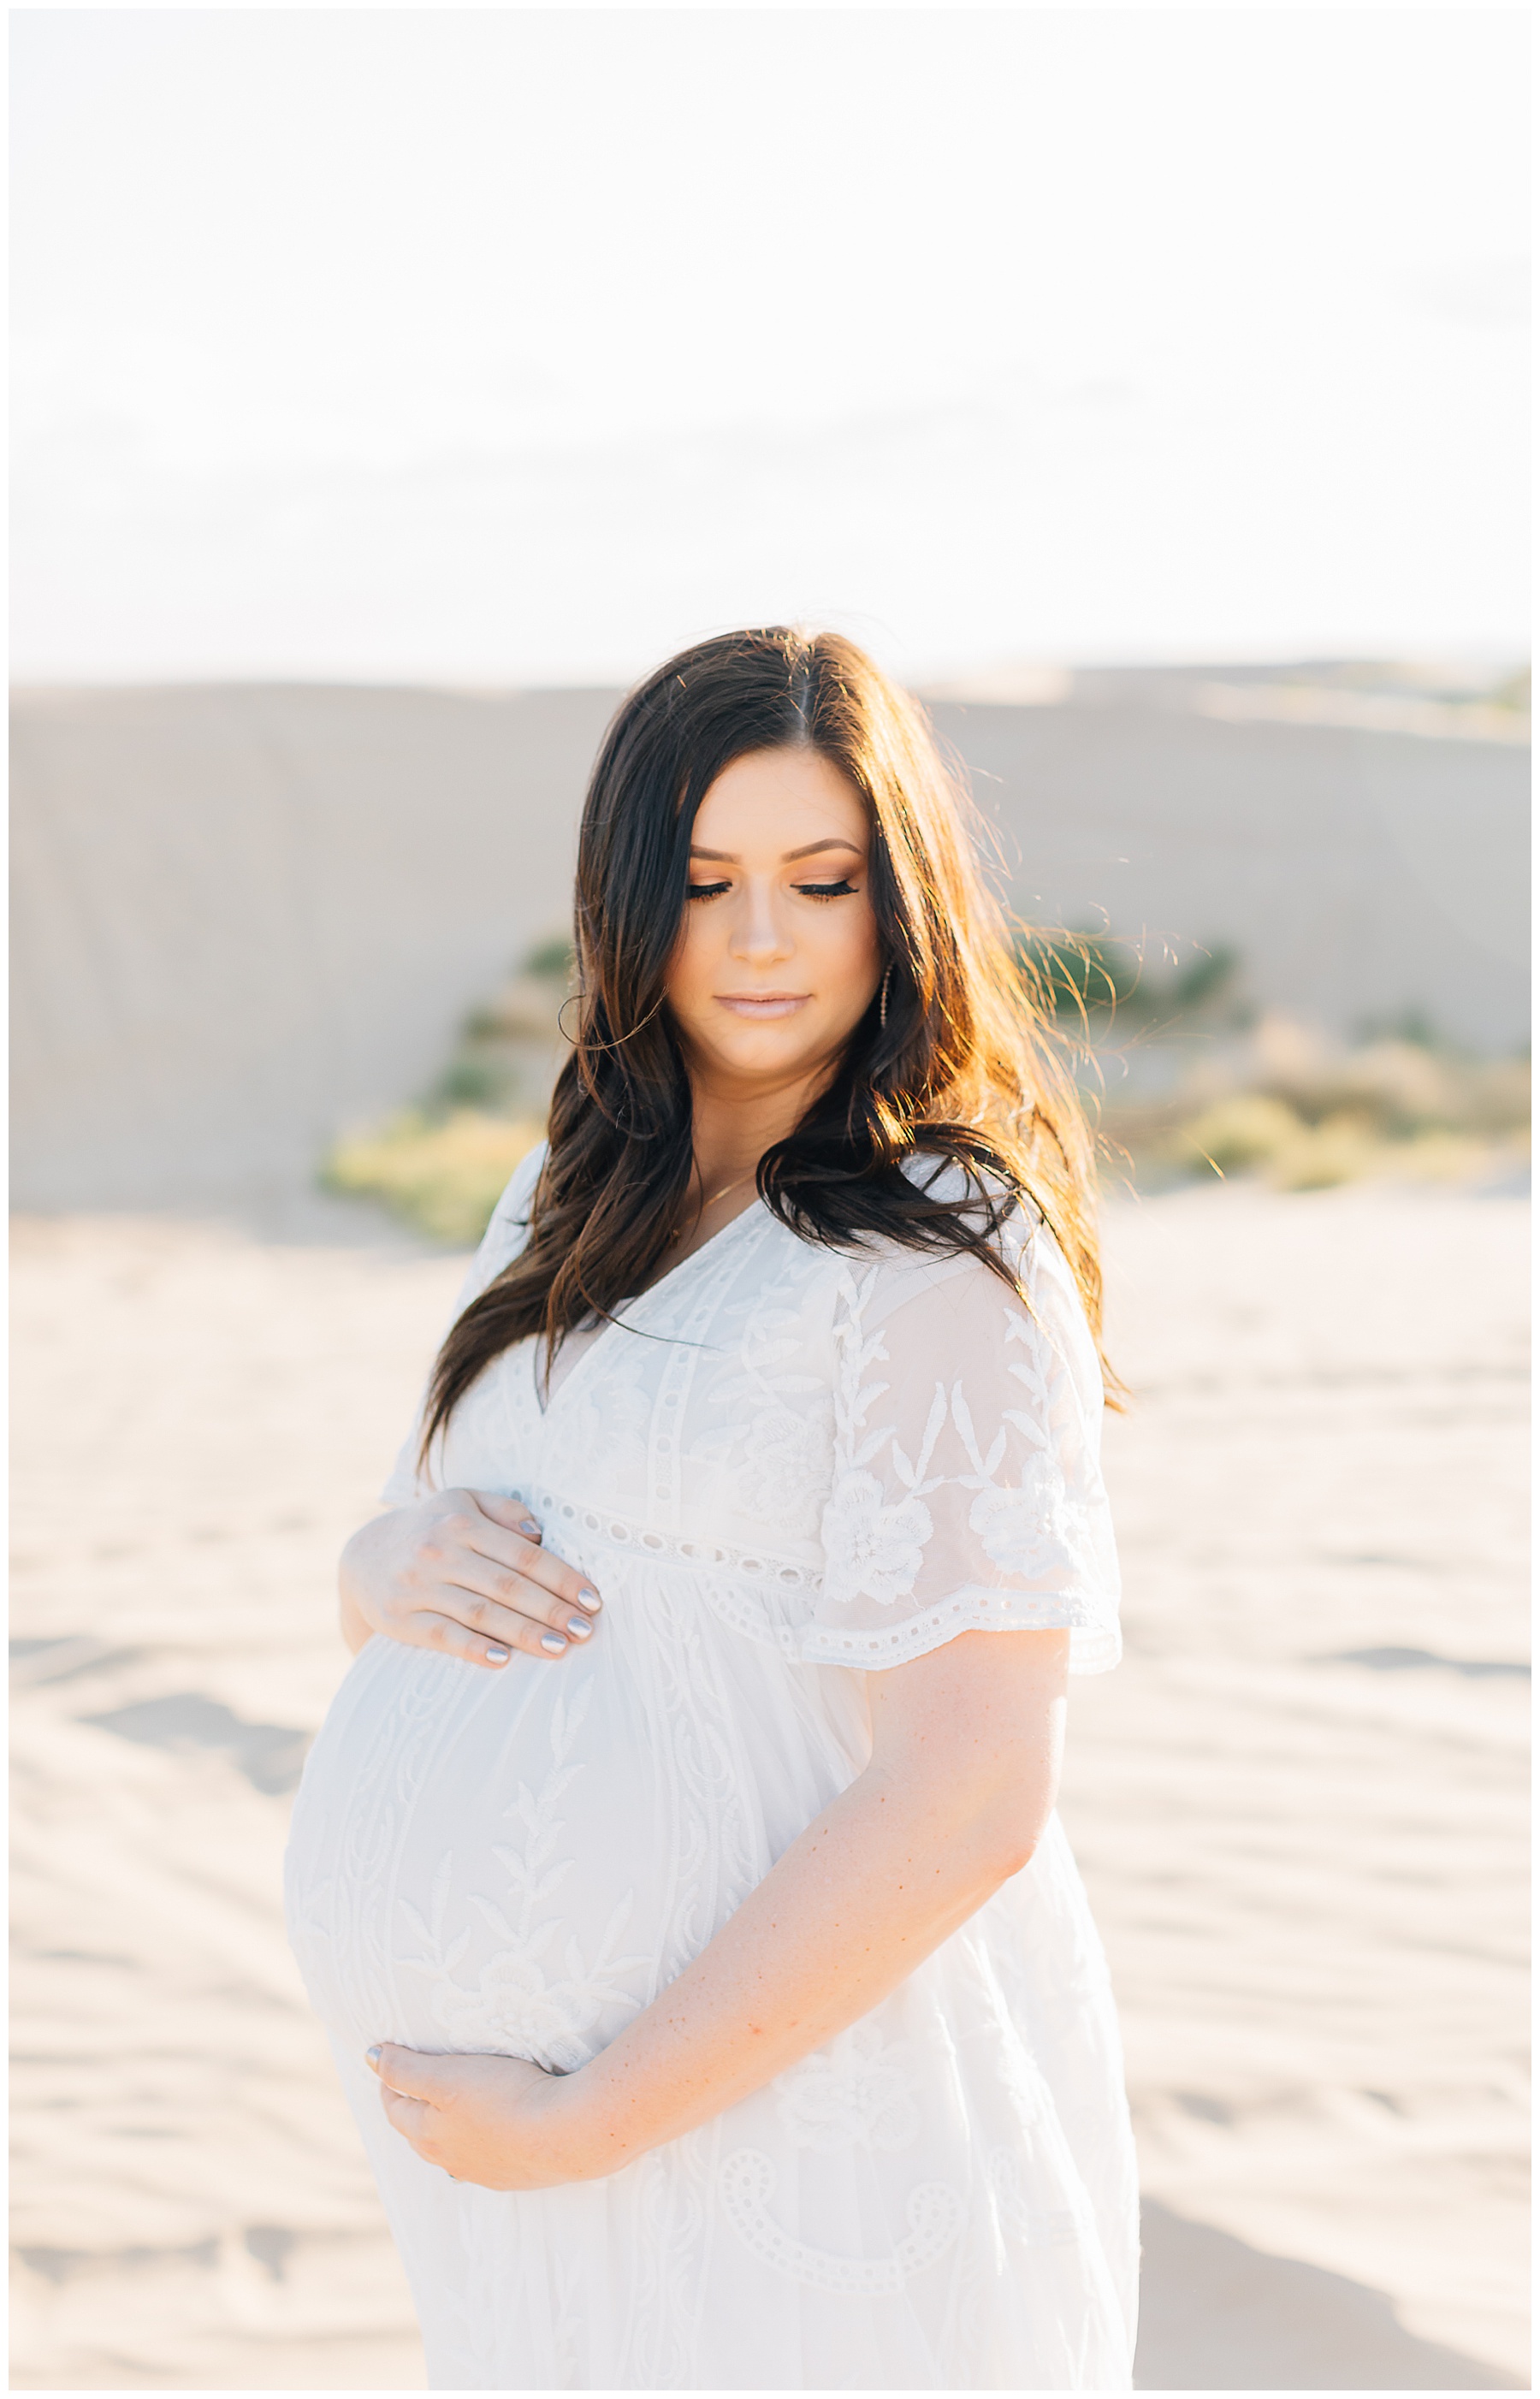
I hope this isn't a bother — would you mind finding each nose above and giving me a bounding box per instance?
[729,877,793,968]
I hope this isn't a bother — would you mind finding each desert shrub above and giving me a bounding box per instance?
[1175,1093,1304,1174]
[1018,931,1144,1024]
[1391,1129,1496,1182]
[323,1111,542,1245]
[1018,930,1240,1035]
[1169,944,1241,1013]
[1325,1041,1454,1134]
[1164,1069,1524,1193]
[1268,1114,1383,1191]
[435,1057,513,1110]
[524,933,577,984]
[1450,1057,1531,1138]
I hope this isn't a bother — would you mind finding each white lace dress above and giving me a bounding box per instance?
[285,1146,1139,2390]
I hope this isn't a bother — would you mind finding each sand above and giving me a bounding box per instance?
[9,1178,1530,2390]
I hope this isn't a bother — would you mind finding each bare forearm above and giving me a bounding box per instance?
[560,1758,1031,2177]
[366,1631,1069,2195]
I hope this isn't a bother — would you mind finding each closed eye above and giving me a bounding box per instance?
[686,880,732,902]
[795,879,859,899]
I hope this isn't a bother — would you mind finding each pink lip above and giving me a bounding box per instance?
[714,993,808,1018]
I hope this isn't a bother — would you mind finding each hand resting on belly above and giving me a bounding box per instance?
[340,1488,601,1668]
[364,1625,1071,2192]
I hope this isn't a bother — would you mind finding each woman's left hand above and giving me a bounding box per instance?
[366,2043,593,2189]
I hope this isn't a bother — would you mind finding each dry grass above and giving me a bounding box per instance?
[1109,1021,1530,1194]
[323,1112,543,1244]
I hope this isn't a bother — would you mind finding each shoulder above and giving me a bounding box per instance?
[844,1165,1101,1392]
[857,1151,1046,1302]
[485,1137,548,1241]
[453,1137,548,1312]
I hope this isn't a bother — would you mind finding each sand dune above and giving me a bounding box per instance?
[9,685,615,1210]
[11,680,1528,1211]
[9,1176,1527,2389]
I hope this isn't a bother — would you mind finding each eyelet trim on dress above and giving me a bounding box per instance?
[512,1484,825,1592]
[795,1584,1121,1675]
[506,1491,1118,1672]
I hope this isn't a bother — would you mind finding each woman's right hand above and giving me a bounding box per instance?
[339,1490,602,1668]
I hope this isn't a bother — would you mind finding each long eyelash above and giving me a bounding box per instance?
[686,875,858,903]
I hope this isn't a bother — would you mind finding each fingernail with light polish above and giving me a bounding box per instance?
[365,2046,382,2066]
[575,1587,602,1613]
[485,1644,510,1663]
[541,1632,567,1653]
[566,1616,593,1639]
[519,1520,541,1538]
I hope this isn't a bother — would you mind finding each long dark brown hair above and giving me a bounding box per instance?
[424,626,1109,1449]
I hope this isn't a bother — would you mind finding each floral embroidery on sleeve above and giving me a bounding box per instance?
[812,1248,1117,1656]
[953,1312,1088,1586]
[820,1268,954,1607]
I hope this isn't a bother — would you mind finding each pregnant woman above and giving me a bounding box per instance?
[286,627,1138,2389]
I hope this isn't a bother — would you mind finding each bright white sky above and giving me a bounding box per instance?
[10,6,1530,684]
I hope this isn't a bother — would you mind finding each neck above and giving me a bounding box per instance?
[685,1065,823,1197]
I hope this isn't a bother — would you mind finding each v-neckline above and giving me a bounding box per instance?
[530,1193,767,1419]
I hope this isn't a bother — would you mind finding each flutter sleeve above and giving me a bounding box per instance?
[804,1217,1122,1675]
[376,1139,548,1508]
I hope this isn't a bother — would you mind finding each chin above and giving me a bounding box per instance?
[704,1027,829,1084]
[720,1033,816,1075]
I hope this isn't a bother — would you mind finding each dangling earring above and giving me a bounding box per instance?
[878,967,891,1029]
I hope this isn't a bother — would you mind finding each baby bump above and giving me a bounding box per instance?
[284,1634,673,2069]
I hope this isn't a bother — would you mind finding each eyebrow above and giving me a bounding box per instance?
[688,838,863,864]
